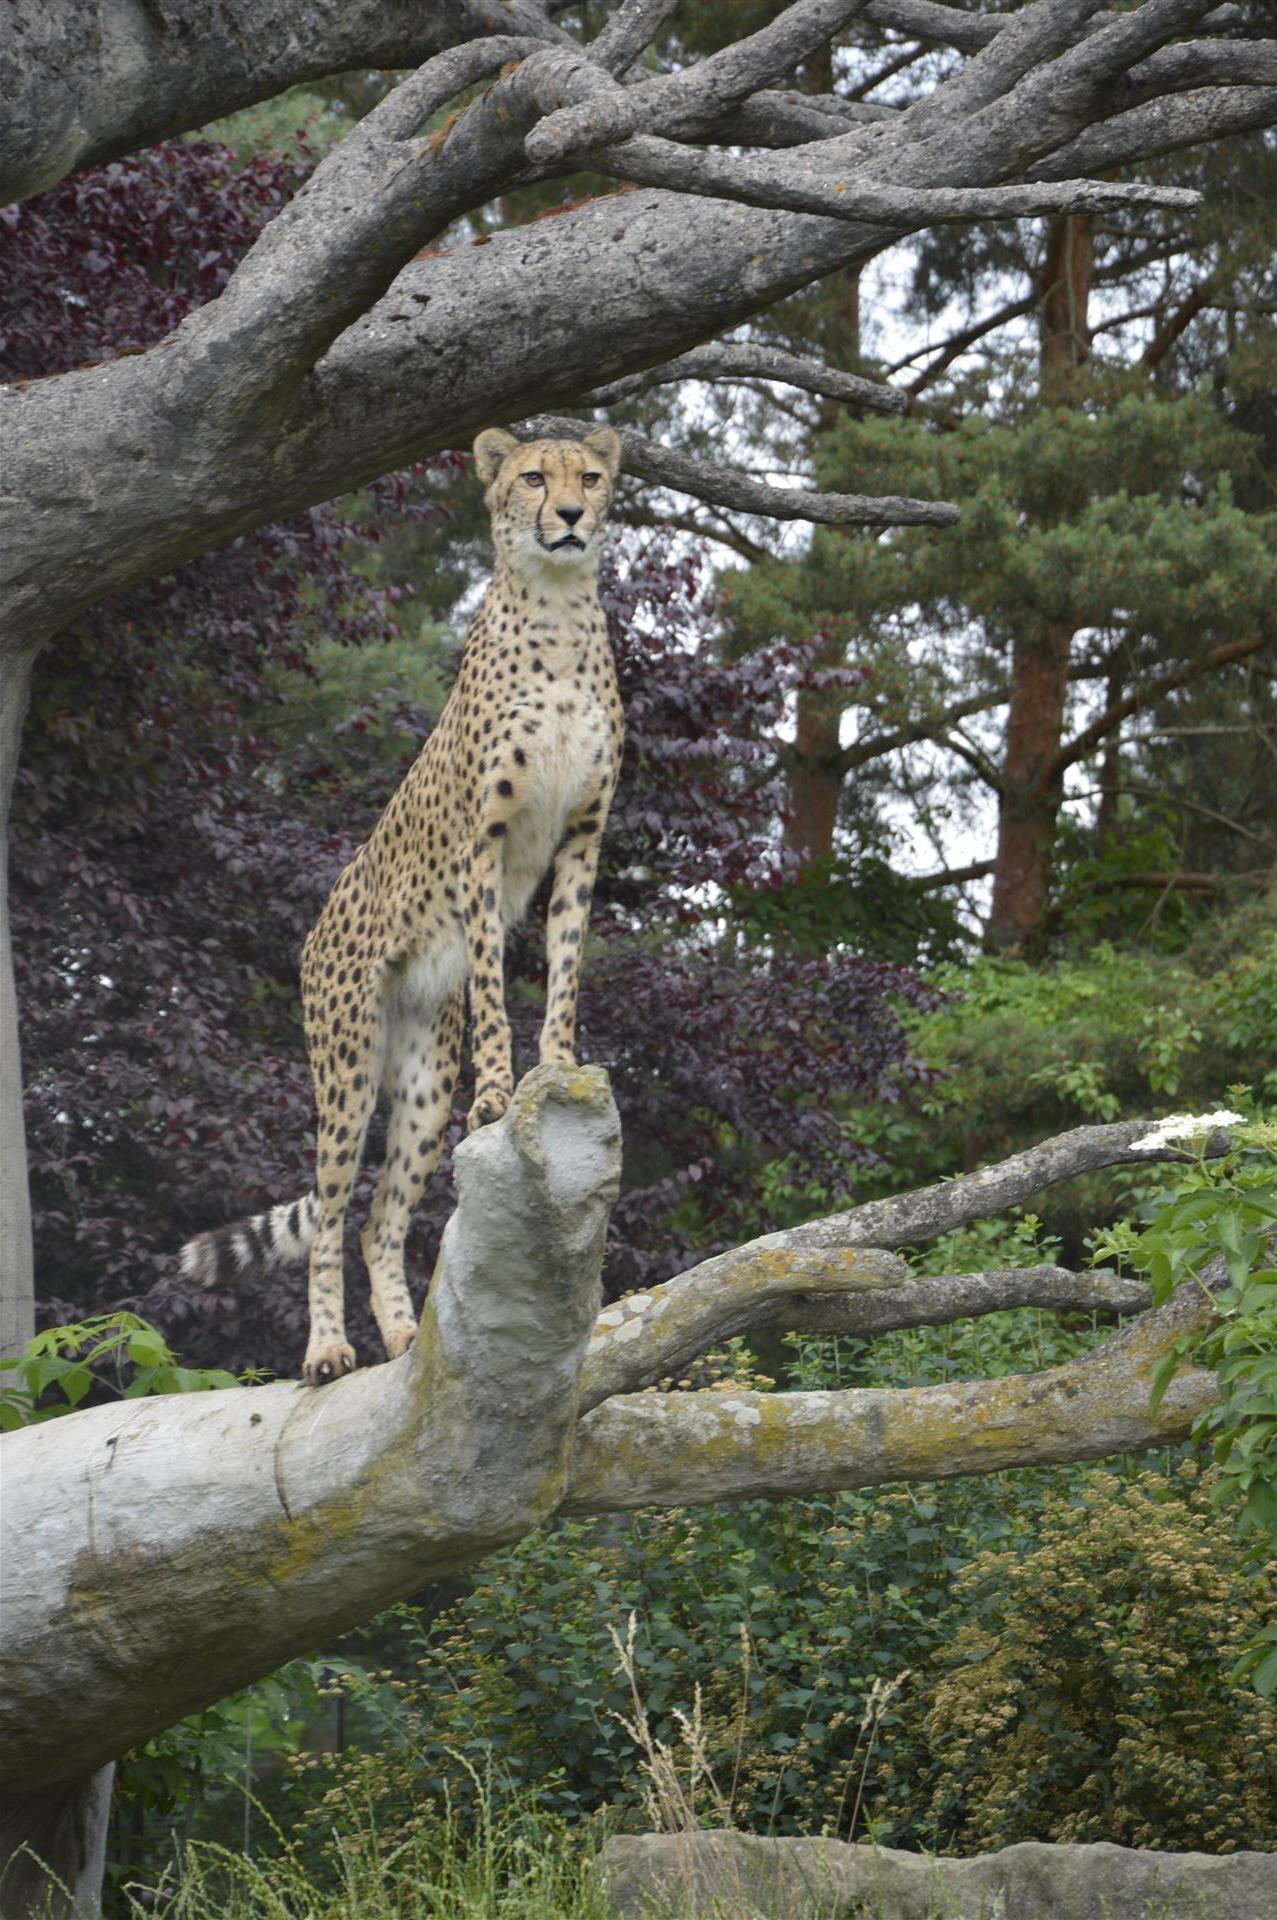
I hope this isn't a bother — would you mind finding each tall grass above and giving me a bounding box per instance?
[111,1787,611,1920]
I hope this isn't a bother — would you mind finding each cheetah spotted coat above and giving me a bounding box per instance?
[181,426,624,1384]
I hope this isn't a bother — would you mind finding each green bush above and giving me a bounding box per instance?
[908,898,1277,1166]
[923,1469,1277,1853]
[285,1296,1108,1860]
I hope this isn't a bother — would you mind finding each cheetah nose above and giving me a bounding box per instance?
[558,506,584,527]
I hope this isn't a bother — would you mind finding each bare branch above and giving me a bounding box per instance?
[580,1247,908,1412]
[582,343,907,414]
[884,296,1036,376]
[625,505,773,563]
[579,1250,1151,1412]
[721,90,896,146]
[589,0,682,76]
[937,727,1005,791]
[0,0,573,206]
[861,0,1243,55]
[1124,36,1277,102]
[902,0,1108,133]
[1049,634,1272,781]
[862,0,1000,52]
[627,0,876,141]
[520,415,961,527]
[575,128,1201,225]
[1031,86,1277,181]
[910,858,998,889]
[566,1288,1217,1514]
[1102,781,1277,855]
[836,685,1014,776]
[752,1116,1238,1256]
[946,0,1238,176]
[179,38,576,399]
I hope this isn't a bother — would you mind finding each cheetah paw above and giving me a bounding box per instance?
[381,1322,417,1361]
[466,1087,511,1133]
[302,1339,357,1387]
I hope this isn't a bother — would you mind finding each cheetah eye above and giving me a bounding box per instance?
[582,471,602,488]
[521,472,546,489]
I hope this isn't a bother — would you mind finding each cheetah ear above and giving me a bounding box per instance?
[473,428,521,486]
[582,425,622,478]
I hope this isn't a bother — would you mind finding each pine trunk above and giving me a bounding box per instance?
[985,214,1091,953]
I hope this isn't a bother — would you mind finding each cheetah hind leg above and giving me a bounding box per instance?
[361,993,463,1360]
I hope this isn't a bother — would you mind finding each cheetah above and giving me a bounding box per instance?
[180,425,624,1384]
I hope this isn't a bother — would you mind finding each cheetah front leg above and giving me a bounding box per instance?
[301,972,383,1386]
[463,824,517,1133]
[360,992,463,1358]
[540,788,611,1069]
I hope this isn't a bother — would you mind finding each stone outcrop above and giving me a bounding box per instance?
[599,1830,1277,1919]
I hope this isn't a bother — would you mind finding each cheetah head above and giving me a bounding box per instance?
[473,426,622,577]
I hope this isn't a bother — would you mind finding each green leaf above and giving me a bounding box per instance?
[127,1332,171,1368]
[1252,1646,1277,1700]
[1147,1348,1180,1417]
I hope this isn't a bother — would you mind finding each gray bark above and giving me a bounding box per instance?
[0,0,568,205]
[0,1064,620,1804]
[0,648,35,1363]
[3,2,1274,660]
[0,1769,113,1920]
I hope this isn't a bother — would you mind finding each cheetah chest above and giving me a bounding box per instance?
[502,691,611,924]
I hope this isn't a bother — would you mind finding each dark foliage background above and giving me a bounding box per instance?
[4,139,931,1377]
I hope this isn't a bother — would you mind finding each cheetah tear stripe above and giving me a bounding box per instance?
[180,1193,320,1290]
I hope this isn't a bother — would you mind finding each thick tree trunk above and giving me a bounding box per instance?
[986,618,1074,952]
[784,151,862,868]
[985,213,1092,953]
[785,634,849,862]
[0,1772,113,1920]
[0,1065,621,1912]
[0,645,35,1361]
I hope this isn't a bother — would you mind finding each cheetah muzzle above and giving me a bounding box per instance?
[179,425,625,1386]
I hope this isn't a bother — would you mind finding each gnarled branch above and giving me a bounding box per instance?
[580,1252,1151,1411]
[582,343,907,414]
[520,415,960,527]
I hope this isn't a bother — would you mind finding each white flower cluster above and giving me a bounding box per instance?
[1129,1109,1246,1154]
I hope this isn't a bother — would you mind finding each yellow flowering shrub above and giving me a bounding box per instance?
[924,1469,1277,1853]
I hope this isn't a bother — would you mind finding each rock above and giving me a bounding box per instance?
[598,1830,1277,1919]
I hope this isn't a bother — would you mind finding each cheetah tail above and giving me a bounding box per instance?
[178,1193,320,1290]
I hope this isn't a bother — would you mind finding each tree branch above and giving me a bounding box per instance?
[521,415,960,527]
[750,1116,1237,1256]
[579,1251,1150,1411]
[625,0,877,142]
[724,90,897,147]
[582,343,907,414]
[7,5,1276,654]
[1030,85,1277,180]
[836,685,1013,775]
[909,858,998,890]
[570,129,1203,227]
[1048,633,1272,782]
[626,506,772,562]
[0,0,569,207]
[588,0,682,77]
[1123,36,1277,104]
[565,1292,1217,1513]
